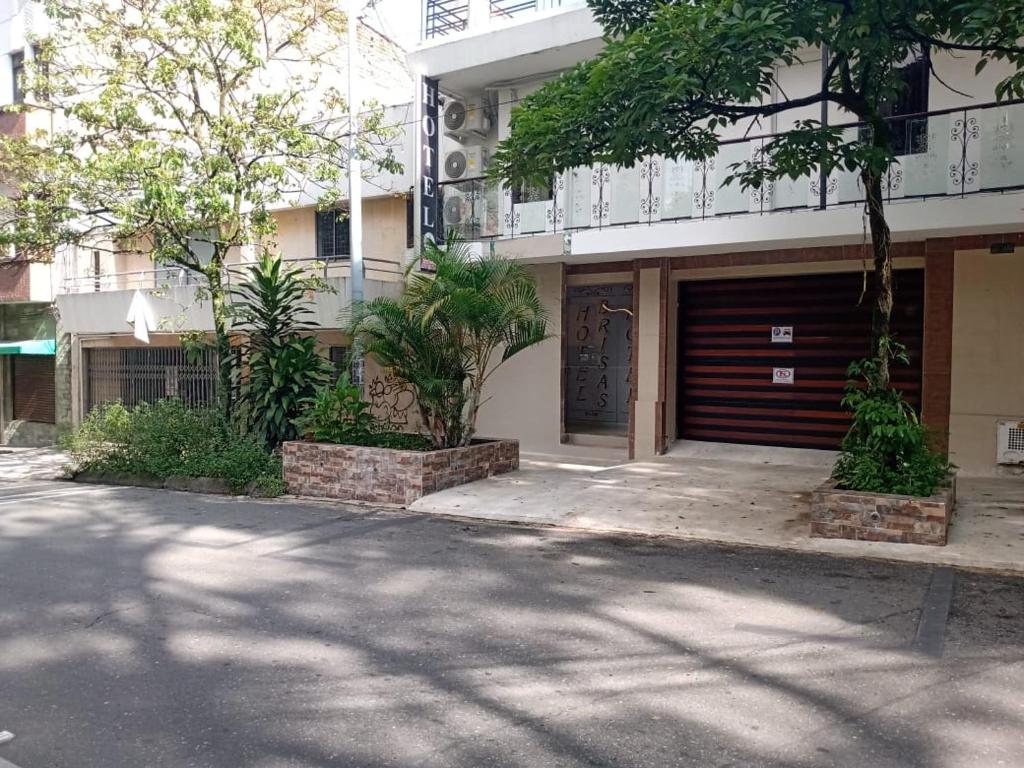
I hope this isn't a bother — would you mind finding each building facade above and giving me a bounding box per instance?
[0,0,419,440]
[410,0,1024,476]
[0,0,60,445]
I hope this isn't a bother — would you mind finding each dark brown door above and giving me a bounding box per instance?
[677,270,923,449]
[13,354,56,424]
[564,284,633,433]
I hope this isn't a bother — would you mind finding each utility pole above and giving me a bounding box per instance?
[347,0,364,308]
[347,0,365,385]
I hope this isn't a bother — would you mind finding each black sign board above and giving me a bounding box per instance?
[419,76,441,270]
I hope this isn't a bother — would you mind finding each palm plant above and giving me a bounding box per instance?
[231,252,331,449]
[349,238,549,449]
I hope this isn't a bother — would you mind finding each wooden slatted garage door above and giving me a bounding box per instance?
[12,354,56,424]
[677,270,924,449]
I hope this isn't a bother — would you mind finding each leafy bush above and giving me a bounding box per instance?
[350,237,548,449]
[231,252,332,449]
[62,399,283,495]
[295,375,433,451]
[832,341,952,497]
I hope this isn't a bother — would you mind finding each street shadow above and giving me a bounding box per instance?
[1,484,1022,767]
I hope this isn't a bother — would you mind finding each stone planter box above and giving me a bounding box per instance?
[282,438,519,506]
[810,476,957,546]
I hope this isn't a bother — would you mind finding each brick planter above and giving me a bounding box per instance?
[810,476,957,546]
[282,439,519,506]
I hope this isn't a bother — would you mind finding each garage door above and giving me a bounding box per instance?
[677,270,923,449]
[13,354,56,424]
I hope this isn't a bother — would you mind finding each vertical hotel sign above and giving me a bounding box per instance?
[420,76,441,271]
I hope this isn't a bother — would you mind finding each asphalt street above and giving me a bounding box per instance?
[0,480,1021,768]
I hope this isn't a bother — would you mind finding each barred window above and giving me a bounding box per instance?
[315,209,350,260]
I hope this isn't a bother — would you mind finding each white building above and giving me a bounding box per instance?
[409,0,1024,476]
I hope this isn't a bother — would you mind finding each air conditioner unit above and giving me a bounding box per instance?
[442,186,489,239]
[996,420,1024,465]
[443,99,491,140]
[442,145,489,182]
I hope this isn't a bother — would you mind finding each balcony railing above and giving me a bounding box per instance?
[60,257,406,295]
[438,99,1024,240]
[424,0,580,39]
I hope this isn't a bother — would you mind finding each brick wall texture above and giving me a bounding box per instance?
[810,478,956,546]
[282,439,519,506]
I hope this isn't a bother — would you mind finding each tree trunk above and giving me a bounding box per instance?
[207,266,235,419]
[861,165,894,389]
[462,379,482,447]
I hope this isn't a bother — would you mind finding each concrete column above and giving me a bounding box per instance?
[631,262,668,459]
[54,326,73,433]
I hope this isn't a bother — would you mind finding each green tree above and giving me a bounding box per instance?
[0,0,400,412]
[349,239,549,449]
[231,252,331,450]
[491,0,1024,386]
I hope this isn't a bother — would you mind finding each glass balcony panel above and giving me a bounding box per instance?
[516,200,549,233]
[901,114,949,198]
[608,165,639,225]
[773,173,811,210]
[714,143,750,215]
[980,102,1024,190]
[564,166,592,229]
[661,158,694,220]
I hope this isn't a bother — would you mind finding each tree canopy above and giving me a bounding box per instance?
[0,0,402,410]
[491,0,1024,187]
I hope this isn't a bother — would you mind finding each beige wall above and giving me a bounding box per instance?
[948,246,1024,475]
[474,263,564,450]
[268,197,409,281]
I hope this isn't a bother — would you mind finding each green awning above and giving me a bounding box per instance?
[0,339,56,356]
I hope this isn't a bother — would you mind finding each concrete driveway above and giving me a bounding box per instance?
[411,442,1024,574]
[1,480,1023,767]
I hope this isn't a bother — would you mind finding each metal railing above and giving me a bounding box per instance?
[424,0,577,39]
[60,256,407,295]
[61,266,196,294]
[437,99,1024,238]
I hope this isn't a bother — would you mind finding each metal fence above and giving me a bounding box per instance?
[85,346,218,413]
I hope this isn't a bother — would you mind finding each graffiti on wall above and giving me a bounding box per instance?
[367,372,417,427]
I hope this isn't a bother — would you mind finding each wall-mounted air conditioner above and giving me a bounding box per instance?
[442,145,489,182]
[440,186,487,237]
[443,99,491,140]
[996,420,1024,465]
[442,187,489,238]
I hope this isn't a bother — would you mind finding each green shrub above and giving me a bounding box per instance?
[295,375,433,452]
[231,252,332,449]
[63,399,283,494]
[832,341,952,497]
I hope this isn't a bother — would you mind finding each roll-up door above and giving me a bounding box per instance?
[677,270,924,449]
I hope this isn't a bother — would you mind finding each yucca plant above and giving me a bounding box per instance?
[231,252,331,449]
[349,238,549,449]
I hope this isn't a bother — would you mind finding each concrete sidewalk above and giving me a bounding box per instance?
[411,441,1024,574]
[0,446,69,482]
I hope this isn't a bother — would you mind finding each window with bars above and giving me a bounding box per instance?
[328,346,349,382]
[315,209,351,260]
[10,50,24,105]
